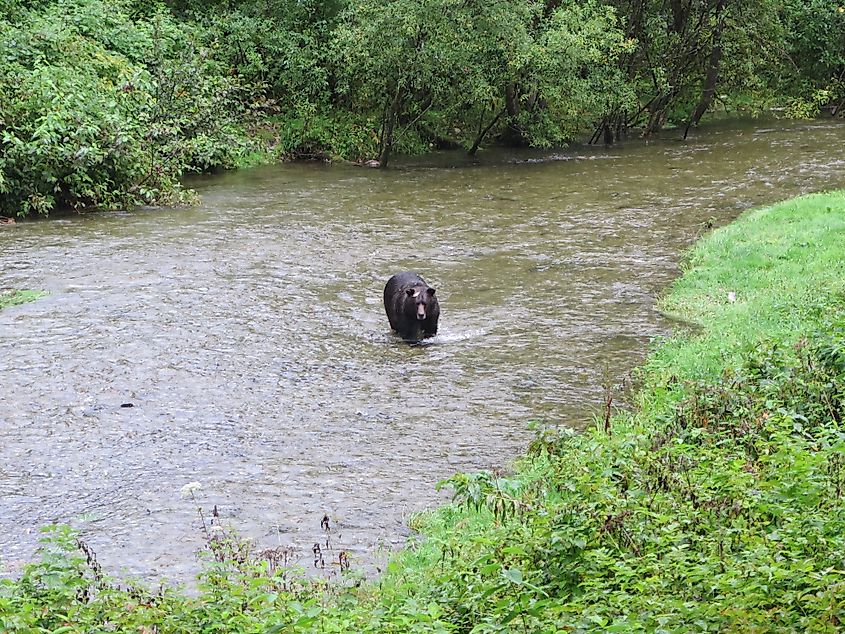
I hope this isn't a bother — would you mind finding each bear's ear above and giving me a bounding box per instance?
[405,288,416,297]
[426,287,436,296]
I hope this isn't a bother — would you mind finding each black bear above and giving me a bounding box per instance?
[383,272,440,342]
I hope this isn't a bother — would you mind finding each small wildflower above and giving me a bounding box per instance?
[180,481,202,498]
[727,291,737,303]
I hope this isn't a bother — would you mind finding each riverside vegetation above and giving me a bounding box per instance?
[0,289,44,310]
[1,0,844,216]
[2,190,844,631]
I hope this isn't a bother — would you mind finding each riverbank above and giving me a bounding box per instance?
[379,189,845,631]
[1,189,843,631]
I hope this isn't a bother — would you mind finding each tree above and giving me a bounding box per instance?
[333,0,632,164]
[333,0,459,166]
[779,0,845,115]
[596,0,800,137]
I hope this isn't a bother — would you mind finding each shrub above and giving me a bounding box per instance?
[0,0,254,216]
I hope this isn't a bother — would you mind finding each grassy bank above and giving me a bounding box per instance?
[376,189,845,632]
[2,191,845,631]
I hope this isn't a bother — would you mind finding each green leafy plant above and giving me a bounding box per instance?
[0,289,44,310]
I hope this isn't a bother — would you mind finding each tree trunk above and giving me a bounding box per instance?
[378,85,405,169]
[683,44,722,138]
[669,0,689,34]
[684,1,725,139]
[644,92,671,137]
[500,84,528,146]
[468,107,506,156]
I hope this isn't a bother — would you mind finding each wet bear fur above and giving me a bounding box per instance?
[383,272,440,341]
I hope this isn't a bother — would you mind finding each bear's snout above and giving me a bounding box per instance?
[417,303,427,320]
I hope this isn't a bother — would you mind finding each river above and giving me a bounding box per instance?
[1,118,844,583]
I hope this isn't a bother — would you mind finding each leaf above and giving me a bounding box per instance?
[502,567,523,584]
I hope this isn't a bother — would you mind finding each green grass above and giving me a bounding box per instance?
[0,289,45,310]
[2,191,845,632]
[650,190,845,381]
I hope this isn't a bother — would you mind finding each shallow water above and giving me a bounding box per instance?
[1,118,844,582]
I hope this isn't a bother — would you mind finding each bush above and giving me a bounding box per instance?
[0,0,255,216]
[0,525,309,633]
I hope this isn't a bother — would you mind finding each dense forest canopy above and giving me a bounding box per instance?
[1,0,843,215]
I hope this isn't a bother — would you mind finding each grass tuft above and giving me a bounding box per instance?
[0,289,45,310]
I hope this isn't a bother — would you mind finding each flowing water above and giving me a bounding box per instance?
[1,118,844,583]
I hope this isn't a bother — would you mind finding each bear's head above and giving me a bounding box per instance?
[405,286,436,321]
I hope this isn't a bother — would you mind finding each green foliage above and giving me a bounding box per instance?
[595,0,845,134]
[521,1,634,146]
[0,288,44,310]
[187,3,330,110]
[1,5,152,215]
[0,0,256,216]
[2,0,842,212]
[333,0,472,164]
[778,0,845,113]
[0,525,332,634]
[273,110,379,161]
[333,0,633,163]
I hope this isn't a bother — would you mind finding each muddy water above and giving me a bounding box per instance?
[1,119,844,582]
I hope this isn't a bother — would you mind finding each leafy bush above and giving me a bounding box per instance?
[779,0,845,113]
[0,525,313,633]
[274,109,378,161]
[0,0,255,216]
